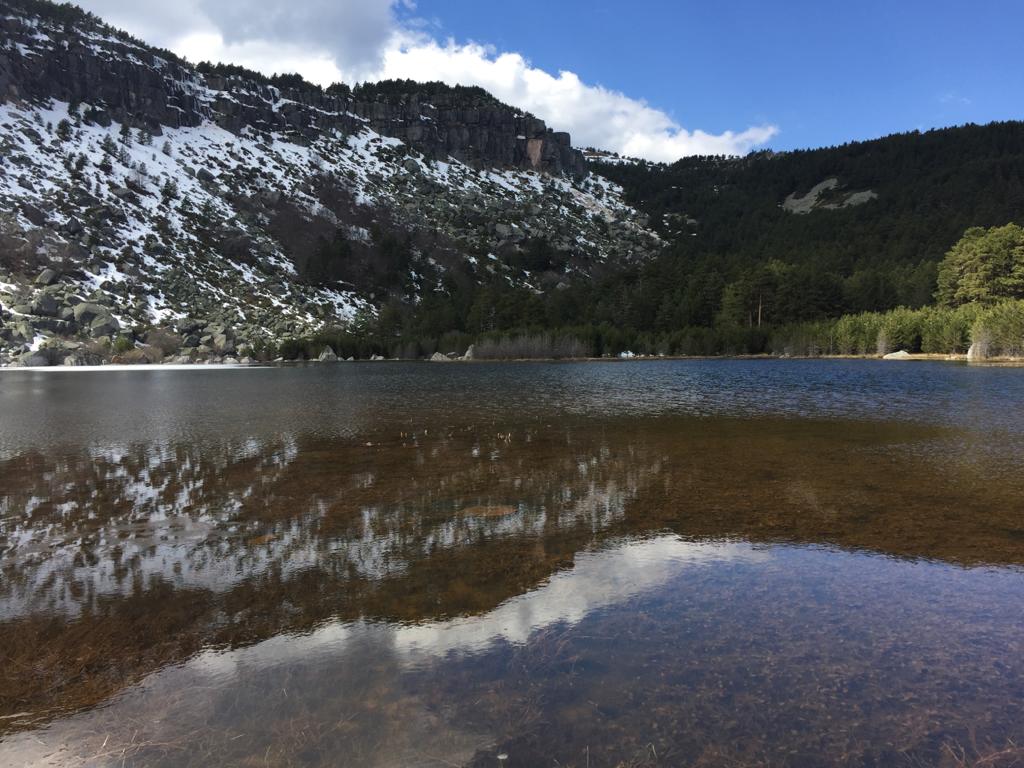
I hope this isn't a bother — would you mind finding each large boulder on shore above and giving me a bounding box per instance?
[883,350,912,360]
[430,352,451,362]
[18,352,50,367]
[318,347,339,362]
[967,342,986,362]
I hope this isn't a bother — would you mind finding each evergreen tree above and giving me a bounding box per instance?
[56,119,73,142]
[100,134,118,157]
[161,178,179,202]
[937,224,1024,306]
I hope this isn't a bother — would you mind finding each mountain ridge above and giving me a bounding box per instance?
[0,0,658,365]
[0,0,586,177]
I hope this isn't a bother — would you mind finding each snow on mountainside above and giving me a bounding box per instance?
[0,1,659,366]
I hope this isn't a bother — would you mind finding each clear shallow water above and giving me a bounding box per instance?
[2,360,1024,767]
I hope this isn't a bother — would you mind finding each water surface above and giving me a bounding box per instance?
[2,361,1024,767]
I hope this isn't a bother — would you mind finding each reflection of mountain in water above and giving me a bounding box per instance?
[0,427,662,620]
[0,424,672,730]
[2,414,1024,734]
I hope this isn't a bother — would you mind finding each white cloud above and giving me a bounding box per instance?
[939,92,972,107]
[173,32,346,86]
[369,37,778,161]
[76,0,778,162]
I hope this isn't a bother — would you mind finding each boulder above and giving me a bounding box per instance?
[35,267,58,286]
[211,332,235,354]
[430,352,451,362]
[18,352,50,367]
[33,317,75,334]
[89,314,121,338]
[29,293,58,317]
[12,320,34,344]
[967,342,986,362]
[21,203,47,226]
[73,302,111,326]
[463,344,476,361]
[115,351,146,365]
[883,350,913,360]
[318,347,339,362]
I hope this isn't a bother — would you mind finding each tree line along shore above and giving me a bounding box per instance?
[5,224,1023,366]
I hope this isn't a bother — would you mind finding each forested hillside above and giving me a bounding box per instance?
[285,122,1024,360]
[591,121,1024,326]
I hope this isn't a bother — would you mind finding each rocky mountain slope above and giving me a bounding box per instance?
[0,0,658,365]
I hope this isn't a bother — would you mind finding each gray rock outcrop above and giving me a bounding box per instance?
[0,7,587,178]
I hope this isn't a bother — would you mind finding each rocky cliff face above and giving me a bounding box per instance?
[0,0,658,366]
[0,5,586,178]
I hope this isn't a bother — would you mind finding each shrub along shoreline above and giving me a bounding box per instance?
[15,300,1017,366]
[769,300,1024,359]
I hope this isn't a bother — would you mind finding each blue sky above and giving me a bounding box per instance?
[412,0,1023,151]
[82,0,1023,159]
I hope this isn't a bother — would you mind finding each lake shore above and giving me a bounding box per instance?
[5,352,1024,369]
[7,341,1024,371]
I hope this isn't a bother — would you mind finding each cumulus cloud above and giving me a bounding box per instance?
[76,0,778,161]
[371,37,778,161]
[200,0,399,79]
[78,0,394,79]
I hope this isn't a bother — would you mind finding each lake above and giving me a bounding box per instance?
[2,360,1024,767]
